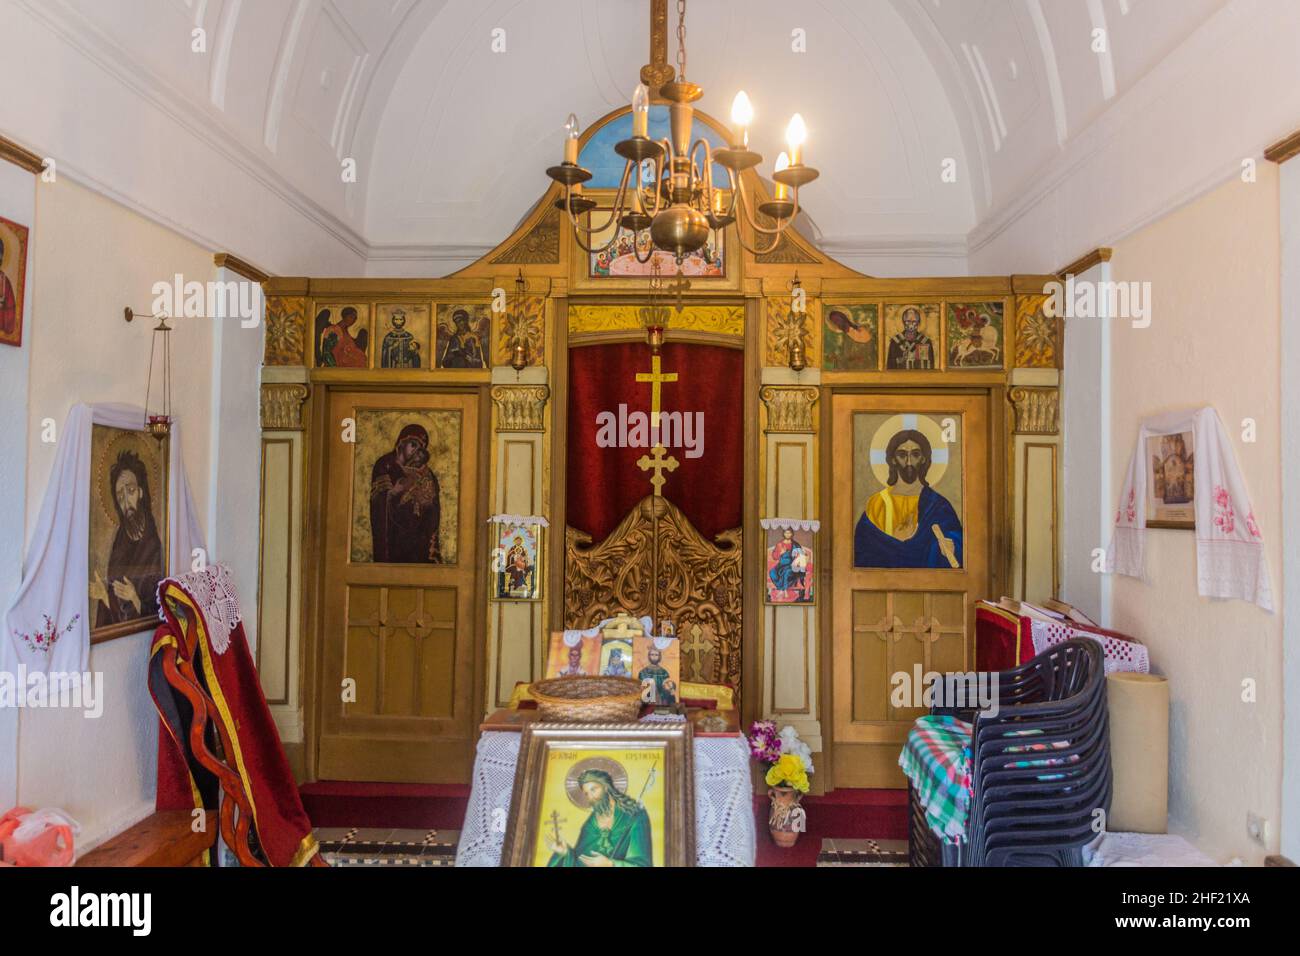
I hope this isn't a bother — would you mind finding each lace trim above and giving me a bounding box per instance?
[158,564,244,654]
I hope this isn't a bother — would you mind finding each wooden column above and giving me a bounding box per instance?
[257,294,310,770]
[759,379,822,752]
[486,376,550,710]
[1007,288,1062,604]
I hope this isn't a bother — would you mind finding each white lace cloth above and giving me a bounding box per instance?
[455,731,757,867]
[159,564,243,654]
[1029,619,1149,675]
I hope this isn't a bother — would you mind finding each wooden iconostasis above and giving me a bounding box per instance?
[256,105,1062,787]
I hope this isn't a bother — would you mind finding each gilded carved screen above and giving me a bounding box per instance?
[564,496,742,694]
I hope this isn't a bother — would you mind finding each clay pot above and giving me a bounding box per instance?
[767,784,806,847]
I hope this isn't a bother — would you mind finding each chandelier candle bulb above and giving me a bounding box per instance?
[773,152,791,201]
[730,90,754,147]
[564,113,580,164]
[632,83,650,138]
[786,113,806,166]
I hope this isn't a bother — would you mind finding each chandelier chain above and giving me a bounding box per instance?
[676,0,687,81]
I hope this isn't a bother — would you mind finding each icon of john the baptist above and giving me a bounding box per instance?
[854,428,962,569]
[547,768,653,867]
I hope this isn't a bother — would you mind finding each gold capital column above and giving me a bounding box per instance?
[759,382,822,754]
[486,380,551,710]
[1008,294,1063,604]
[258,294,311,774]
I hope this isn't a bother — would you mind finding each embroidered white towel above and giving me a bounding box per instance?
[1,403,205,678]
[1106,407,1272,611]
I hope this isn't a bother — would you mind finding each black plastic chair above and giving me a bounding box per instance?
[907,638,1111,867]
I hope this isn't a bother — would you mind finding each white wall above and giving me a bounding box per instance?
[207,266,264,656]
[1280,156,1300,863]
[1102,170,1283,864]
[0,0,367,277]
[8,177,255,849]
[1060,260,1112,624]
[0,159,36,812]
[969,0,1300,277]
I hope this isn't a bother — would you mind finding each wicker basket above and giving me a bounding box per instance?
[530,676,642,723]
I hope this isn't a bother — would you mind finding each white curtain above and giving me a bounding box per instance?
[2,403,204,677]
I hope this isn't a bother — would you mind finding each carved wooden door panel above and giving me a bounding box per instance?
[564,495,742,693]
[317,391,480,783]
[830,393,990,788]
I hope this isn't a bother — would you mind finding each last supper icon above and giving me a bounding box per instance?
[853,412,963,569]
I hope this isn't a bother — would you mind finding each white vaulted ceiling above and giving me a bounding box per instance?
[3,0,1296,276]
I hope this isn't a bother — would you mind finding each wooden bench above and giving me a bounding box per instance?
[76,810,217,867]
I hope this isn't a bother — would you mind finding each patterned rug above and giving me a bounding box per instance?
[314,827,459,867]
[815,838,909,867]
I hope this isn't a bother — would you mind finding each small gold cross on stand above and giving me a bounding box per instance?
[666,274,691,314]
[637,444,679,496]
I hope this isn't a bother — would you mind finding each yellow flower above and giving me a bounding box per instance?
[765,754,810,792]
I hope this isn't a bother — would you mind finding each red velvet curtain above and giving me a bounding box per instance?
[566,342,743,541]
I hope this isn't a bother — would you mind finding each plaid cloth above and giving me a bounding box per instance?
[899,715,973,842]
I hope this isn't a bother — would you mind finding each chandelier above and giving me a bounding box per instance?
[546,0,818,263]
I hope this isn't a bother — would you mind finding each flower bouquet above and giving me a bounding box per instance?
[748,720,814,846]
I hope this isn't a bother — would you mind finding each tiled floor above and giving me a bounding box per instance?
[815,838,909,867]
[314,827,459,867]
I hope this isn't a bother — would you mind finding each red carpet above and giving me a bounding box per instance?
[300,780,907,866]
[300,780,470,830]
[754,788,908,867]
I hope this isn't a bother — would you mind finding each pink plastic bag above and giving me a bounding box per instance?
[0,807,80,866]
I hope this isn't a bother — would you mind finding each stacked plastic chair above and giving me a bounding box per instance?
[909,638,1112,866]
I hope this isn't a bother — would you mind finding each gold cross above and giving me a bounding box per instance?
[547,809,567,845]
[667,274,691,314]
[602,613,644,640]
[635,353,678,420]
[637,444,679,496]
[680,623,712,680]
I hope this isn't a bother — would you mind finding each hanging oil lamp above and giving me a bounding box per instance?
[126,305,174,442]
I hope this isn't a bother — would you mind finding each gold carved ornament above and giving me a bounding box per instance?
[1009,387,1060,435]
[491,207,561,264]
[1014,294,1058,369]
[565,496,742,692]
[765,297,816,367]
[260,384,309,430]
[568,304,744,338]
[753,209,820,265]
[264,296,307,367]
[491,385,550,432]
[760,385,819,433]
[495,295,546,367]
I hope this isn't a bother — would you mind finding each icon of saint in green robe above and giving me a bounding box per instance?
[547,769,653,867]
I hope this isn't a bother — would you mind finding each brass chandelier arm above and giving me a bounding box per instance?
[562,161,634,240]
[725,171,797,257]
[690,138,717,212]
[633,140,673,221]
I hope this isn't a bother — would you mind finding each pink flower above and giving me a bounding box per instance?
[1212,485,1235,535]
[1247,511,1261,539]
